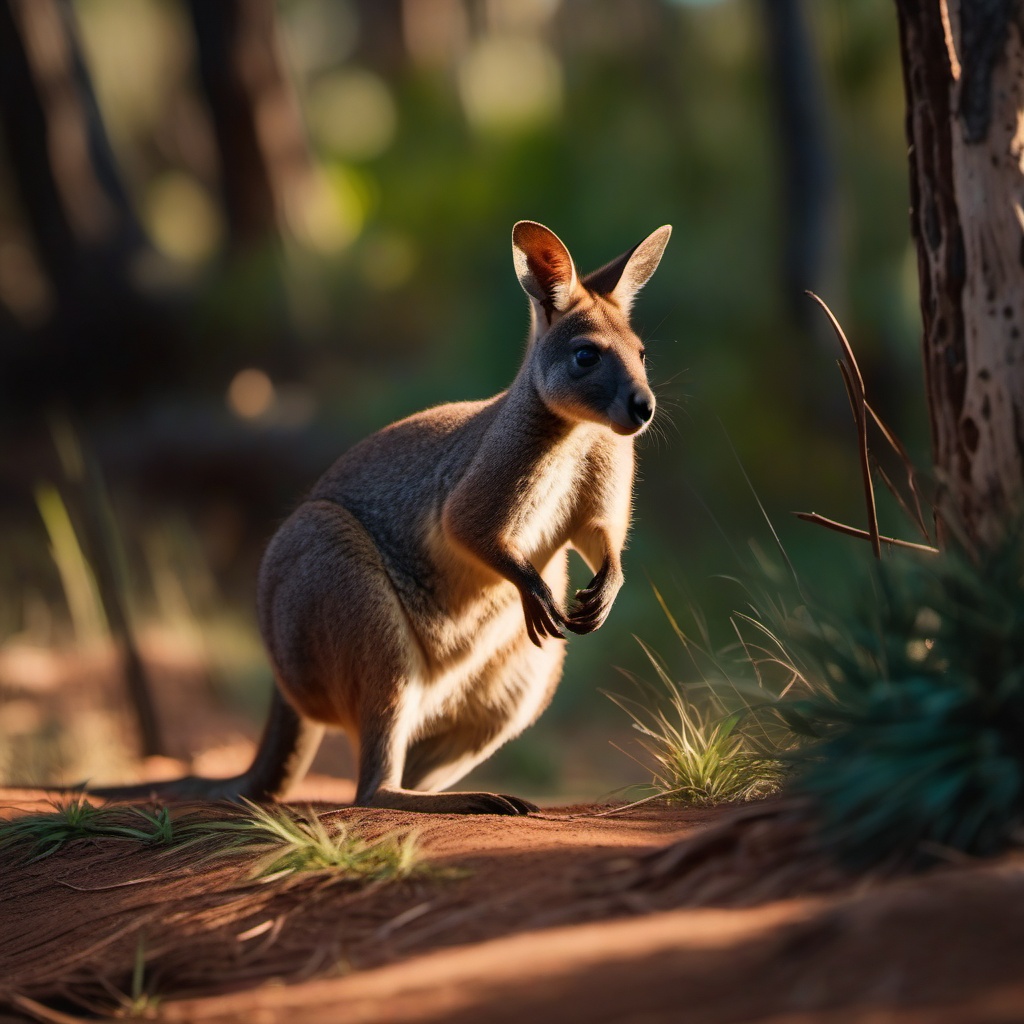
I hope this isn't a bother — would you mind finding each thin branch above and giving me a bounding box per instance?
[794,512,938,553]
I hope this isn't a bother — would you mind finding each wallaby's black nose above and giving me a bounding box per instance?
[629,393,654,426]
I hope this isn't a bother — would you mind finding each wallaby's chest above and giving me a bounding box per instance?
[504,445,588,562]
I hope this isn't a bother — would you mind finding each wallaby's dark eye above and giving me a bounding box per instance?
[639,350,646,364]
[574,346,600,368]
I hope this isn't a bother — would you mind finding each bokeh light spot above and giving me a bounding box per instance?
[227,368,275,420]
[145,172,222,265]
[458,36,562,134]
[361,231,418,291]
[287,167,366,254]
[308,70,397,161]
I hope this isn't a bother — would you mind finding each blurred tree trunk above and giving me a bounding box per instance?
[354,0,406,75]
[0,0,166,756]
[761,0,838,335]
[0,0,178,413]
[187,0,311,253]
[186,0,312,380]
[896,1,1024,549]
[0,0,146,289]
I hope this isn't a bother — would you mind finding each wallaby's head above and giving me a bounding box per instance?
[512,220,671,437]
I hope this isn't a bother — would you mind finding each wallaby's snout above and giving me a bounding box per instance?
[628,389,655,429]
[604,369,656,436]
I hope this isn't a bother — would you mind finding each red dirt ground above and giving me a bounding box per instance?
[3,779,1024,1023]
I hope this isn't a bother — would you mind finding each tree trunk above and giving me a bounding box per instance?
[187,0,311,253]
[896,0,1024,549]
[0,0,167,756]
[0,0,182,415]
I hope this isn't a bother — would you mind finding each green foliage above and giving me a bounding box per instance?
[777,536,1024,866]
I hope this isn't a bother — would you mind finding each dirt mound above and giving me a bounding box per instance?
[2,782,1024,1023]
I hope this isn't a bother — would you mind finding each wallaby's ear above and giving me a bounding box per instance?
[512,220,579,315]
[583,225,672,312]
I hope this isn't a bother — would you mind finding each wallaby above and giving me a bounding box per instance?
[98,220,670,814]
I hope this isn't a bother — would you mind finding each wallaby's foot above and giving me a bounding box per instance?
[361,787,537,815]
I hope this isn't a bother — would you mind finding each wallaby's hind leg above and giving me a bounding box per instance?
[241,687,325,800]
[351,637,538,814]
[261,500,534,815]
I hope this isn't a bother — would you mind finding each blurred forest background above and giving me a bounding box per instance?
[0,0,925,799]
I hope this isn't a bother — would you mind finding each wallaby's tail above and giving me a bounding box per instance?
[72,688,325,804]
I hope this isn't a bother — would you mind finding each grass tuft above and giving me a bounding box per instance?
[0,796,178,861]
[610,686,784,806]
[610,585,790,807]
[184,800,422,881]
[0,797,422,883]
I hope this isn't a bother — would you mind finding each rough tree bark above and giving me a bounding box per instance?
[896,0,1024,549]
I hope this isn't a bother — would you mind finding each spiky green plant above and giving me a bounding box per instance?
[611,684,784,806]
[776,535,1024,866]
[610,591,789,807]
[0,797,177,861]
[185,801,422,881]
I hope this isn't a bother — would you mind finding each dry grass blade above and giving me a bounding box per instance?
[865,402,932,541]
[806,291,881,559]
[871,455,926,542]
[728,611,806,699]
[10,993,90,1024]
[800,292,937,558]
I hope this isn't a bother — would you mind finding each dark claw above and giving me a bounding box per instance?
[566,592,610,635]
[525,614,541,647]
[565,614,601,635]
[470,793,534,815]
[522,582,567,646]
[502,794,539,814]
[566,564,617,635]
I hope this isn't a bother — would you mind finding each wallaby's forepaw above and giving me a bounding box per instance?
[566,563,618,635]
[520,580,567,647]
